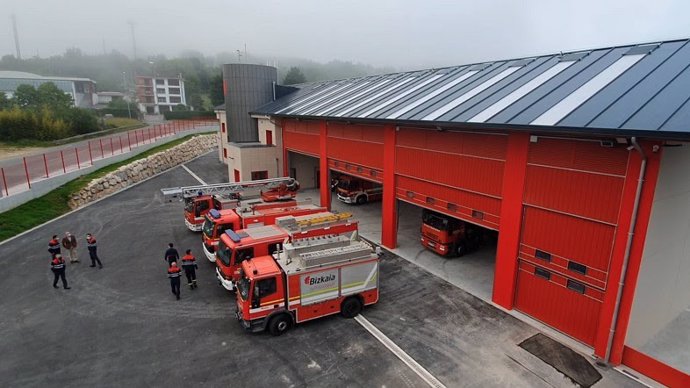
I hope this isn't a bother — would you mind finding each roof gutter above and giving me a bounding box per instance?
[604,137,646,363]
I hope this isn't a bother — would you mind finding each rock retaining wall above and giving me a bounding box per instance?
[68,134,216,209]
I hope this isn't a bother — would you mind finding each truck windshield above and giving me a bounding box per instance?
[237,277,250,300]
[202,218,215,238]
[184,198,194,213]
[216,241,233,266]
[422,211,449,231]
[338,180,358,191]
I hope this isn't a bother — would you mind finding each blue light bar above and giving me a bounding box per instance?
[209,209,221,219]
[225,230,242,243]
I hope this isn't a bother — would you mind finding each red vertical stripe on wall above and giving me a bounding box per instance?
[319,120,330,210]
[493,133,529,308]
[609,142,662,364]
[381,125,397,249]
[593,142,662,361]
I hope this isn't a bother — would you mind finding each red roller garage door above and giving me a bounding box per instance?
[514,138,630,346]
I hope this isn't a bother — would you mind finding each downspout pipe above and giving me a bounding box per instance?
[604,137,647,363]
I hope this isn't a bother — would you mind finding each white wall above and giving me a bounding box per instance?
[288,152,319,189]
[626,144,690,348]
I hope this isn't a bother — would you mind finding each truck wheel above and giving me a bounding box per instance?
[341,297,363,318]
[356,195,367,205]
[455,243,466,258]
[268,314,291,336]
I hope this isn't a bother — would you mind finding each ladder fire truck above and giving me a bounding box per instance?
[215,212,358,291]
[201,199,325,262]
[161,177,300,232]
[235,232,380,335]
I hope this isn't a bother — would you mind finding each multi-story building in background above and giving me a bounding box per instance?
[134,75,186,114]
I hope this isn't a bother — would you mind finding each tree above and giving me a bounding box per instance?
[209,72,224,107]
[37,82,73,111]
[0,92,12,110]
[283,67,307,85]
[13,84,39,109]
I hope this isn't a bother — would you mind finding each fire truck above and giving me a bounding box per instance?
[200,199,325,262]
[215,212,358,291]
[235,234,379,335]
[336,175,383,205]
[161,177,300,232]
[420,209,484,257]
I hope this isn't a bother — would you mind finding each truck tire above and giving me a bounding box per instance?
[356,195,367,205]
[454,242,466,258]
[341,297,363,318]
[268,314,292,336]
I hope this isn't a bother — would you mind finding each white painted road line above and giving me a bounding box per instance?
[181,164,207,185]
[355,315,446,388]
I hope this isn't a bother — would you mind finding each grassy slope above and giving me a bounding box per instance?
[0,133,213,243]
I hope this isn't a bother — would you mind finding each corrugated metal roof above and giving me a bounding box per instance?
[254,38,690,139]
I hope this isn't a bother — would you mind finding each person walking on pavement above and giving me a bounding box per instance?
[164,243,179,266]
[181,249,198,289]
[50,254,70,289]
[86,233,103,269]
[62,232,79,263]
[167,262,182,300]
[48,235,61,257]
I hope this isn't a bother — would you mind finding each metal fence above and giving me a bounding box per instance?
[0,120,217,197]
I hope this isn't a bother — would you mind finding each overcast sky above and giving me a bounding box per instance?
[1,0,689,69]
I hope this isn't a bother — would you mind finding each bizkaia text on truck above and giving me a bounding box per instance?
[161,177,300,232]
[215,212,358,291]
[420,209,494,257]
[201,199,325,262]
[235,234,379,335]
[335,175,383,205]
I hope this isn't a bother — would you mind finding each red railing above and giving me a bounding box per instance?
[0,119,217,197]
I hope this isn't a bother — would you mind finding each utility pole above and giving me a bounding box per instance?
[236,49,242,63]
[128,20,137,59]
[11,14,21,59]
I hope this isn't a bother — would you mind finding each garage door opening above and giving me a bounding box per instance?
[287,151,320,190]
[329,171,384,243]
[396,201,499,301]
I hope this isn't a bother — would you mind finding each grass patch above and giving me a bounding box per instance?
[0,132,214,243]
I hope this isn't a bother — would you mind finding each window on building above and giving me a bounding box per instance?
[566,279,586,294]
[234,169,240,182]
[169,96,181,104]
[535,267,551,280]
[157,88,166,94]
[168,88,180,95]
[223,148,227,158]
[251,171,268,180]
[222,123,226,133]
[158,97,167,103]
[568,261,587,275]
[168,79,180,86]
[266,130,273,145]
[535,249,552,262]
[156,79,165,85]
[471,210,484,220]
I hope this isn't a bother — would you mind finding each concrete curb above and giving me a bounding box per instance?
[0,149,216,247]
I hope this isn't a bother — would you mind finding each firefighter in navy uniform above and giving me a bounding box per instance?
[181,249,198,289]
[86,233,103,268]
[48,235,61,257]
[50,254,70,289]
[168,262,182,300]
[164,243,180,266]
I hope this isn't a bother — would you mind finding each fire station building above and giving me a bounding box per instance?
[218,39,690,386]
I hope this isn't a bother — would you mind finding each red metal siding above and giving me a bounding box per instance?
[283,119,320,156]
[516,261,602,345]
[329,159,383,184]
[527,138,629,176]
[520,206,615,274]
[396,175,501,230]
[397,128,507,160]
[396,147,505,196]
[327,138,384,169]
[524,165,625,224]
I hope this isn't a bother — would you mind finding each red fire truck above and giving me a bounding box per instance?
[420,209,483,257]
[335,175,383,205]
[235,234,379,335]
[161,177,300,232]
[215,212,358,291]
[201,200,325,262]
